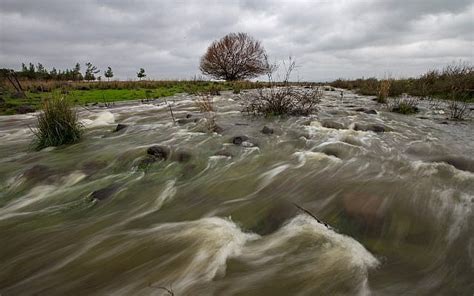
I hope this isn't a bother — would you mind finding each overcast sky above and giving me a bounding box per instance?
[0,0,473,81]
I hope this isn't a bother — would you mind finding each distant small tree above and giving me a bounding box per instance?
[200,32,267,81]
[137,68,146,80]
[104,67,114,81]
[84,62,99,81]
[73,63,83,81]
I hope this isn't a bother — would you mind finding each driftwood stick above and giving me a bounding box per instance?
[149,283,174,296]
[293,202,331,229]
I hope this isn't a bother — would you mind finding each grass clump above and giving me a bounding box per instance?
[32,96,82,150]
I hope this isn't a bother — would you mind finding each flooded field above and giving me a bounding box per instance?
[0,89,473,295]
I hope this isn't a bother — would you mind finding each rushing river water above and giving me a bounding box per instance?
[0,89,473,295]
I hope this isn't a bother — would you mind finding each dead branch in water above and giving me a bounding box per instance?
[150,283,174,296]
[164,98,176,124]
[293,202,331,229]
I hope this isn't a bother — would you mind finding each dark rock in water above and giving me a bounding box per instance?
[261,126,274,134]
[440,121,449,125]
[354,123,387,133]
[114,124,128,132]
[185,113,192,118]
[173,150,192,163]
[322,120,346,130]
[365,109,378,115]
[430,156,474,173]
[89,184,120,201]
[342,193,388,234]
[354,107,367,112]
[177,118,198,125]
[15,105,35,114]
[232,136,249,145]
[147,145,169,160]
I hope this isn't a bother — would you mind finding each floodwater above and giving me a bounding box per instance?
[0,89,473,295]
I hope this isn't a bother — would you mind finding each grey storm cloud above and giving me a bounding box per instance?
[0,0,473,81]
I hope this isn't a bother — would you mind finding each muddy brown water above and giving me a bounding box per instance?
[0,89,473,295]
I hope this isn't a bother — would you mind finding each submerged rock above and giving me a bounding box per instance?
[321,120,346,130]
[430,156,474,173]
[89,184,120,201]
[147,145,170,160]
[261,126,274,134]
[177,118,199,125]
[354,123,388,133]
[114,124,128,132]
[365,109,378,115]
[232,136,249,145]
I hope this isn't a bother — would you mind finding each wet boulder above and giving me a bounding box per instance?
[232,135,249,145]
[147,145,170,160]
[430,156,474,173]
[354,123,388,133]
[177,118,199,125]
[365,109,378,115]
[261,126,274,134]
[321,120,346,130]
[114,124,128,132]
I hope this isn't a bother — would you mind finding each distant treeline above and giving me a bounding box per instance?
[0,62,106,81]
[330,62,473,101]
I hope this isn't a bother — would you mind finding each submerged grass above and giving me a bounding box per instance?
[32,96,82,150]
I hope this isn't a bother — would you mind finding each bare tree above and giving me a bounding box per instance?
[200,32,267,81]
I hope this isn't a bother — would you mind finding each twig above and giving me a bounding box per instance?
[164,98,176,124]
[150,283,174,296]
[293,202,331,229]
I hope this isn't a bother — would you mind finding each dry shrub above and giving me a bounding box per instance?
[448,100,471,120]
[195,95,219,132]
[243,56,321,116]
[195,95,215,113]
[377,79,391,103]
[387,94,419,114]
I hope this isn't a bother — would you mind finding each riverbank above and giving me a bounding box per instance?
[0,80,268,115]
